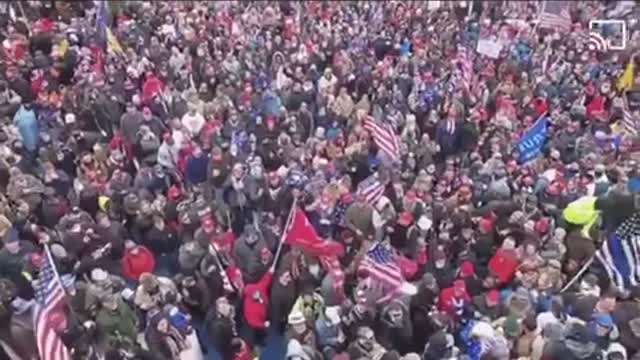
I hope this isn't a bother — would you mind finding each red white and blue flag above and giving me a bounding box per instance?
[538,1,572,32]
[364,117,400,162]
[33,249,74,360]
[357,177,386,206]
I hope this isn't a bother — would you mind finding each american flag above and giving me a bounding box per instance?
[33,248,74,360]
[456,47,472,90]
[357,176,386,206]
[359,242,404,291]
[364,117,400,162]
[622,109,638,137]
[538,1,572,32]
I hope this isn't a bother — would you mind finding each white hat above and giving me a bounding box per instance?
[288,310,306,325]
[417,216,433,231]
[91,268,108,283]
[375,196,391,212]
[399,282,418,296]
[50,243,67,258]
[325,306,341,325]
[471,321,495,339]
[64,113,76,124]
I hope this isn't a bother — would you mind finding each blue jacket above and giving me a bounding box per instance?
[315,319,341,348]
[262,92,282,118]
[14,106,39,151]
[186,154,209,185]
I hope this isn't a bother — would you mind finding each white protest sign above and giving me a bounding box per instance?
[427,1,441,10]
[476,39,503,59]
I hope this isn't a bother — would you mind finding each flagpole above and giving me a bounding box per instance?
[43,243,73,296]
[207,242,235,293]
[270,197,298,272]
[560,256,594,293]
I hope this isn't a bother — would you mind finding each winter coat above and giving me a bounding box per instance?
[233,234,269,284]
[612,301,640,355]
[177,241,206,274]
[13,105,39,152]
[134,276,178,311]
[286,325,319,353]
[243,271,273,330]
[344,202,374,238]
[543,338,604,360]
[95,300,138,348]
[315,318,343,350]
[120,111,144,145]
[378,303,413,355]
[206,313,236,359]
[438,286,472,319]
[186,154,209,185]
[145,321,188,360]
[269,279,297,331]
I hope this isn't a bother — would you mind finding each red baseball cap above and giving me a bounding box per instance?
[486,289,501,305]
[460,261,475,277]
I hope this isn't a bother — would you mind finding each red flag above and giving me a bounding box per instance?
[285,208,346,301]
[286,209,345,257]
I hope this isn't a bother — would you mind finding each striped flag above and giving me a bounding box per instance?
[363,117,400,162]
[456,47,473,90]
[595,212,640,292]
[538,1,572,32]
[359,242,404,291]
[622,109,638,137]
[33,248,74,360]
[356,175,386,206]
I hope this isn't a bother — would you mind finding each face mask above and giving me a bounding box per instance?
[435,260,446,269]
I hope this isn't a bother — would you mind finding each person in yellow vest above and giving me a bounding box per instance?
[562,197,600,277]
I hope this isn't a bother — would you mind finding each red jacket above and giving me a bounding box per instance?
[233,339,253,360]
[438,286,471,318]
[243,271,273,330]
[489,248,519,285]
[123,246,156,281]
[142,76,165,104]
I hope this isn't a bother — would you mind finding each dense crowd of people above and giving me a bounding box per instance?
[1,1,640,360]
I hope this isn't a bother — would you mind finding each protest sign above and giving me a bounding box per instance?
[476,38,503,59]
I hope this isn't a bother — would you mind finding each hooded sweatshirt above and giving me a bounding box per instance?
[243,270,274,330]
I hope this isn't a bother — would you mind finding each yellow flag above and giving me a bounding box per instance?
[617,60,636,92]
[106,28,125,56]
[59,39,69,57]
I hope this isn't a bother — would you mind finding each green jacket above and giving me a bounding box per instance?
[95,300,138,346]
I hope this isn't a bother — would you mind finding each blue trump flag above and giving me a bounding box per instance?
[517,114,549,163]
